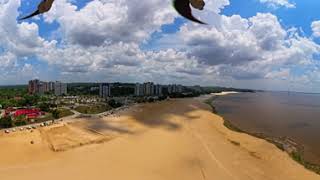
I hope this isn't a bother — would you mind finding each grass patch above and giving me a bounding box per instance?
[290,152,320,175]
[37,108,74,121]
[57,108,74,118]
[204,96,218,114]
[75,105,112,114]
[223,120,244,133]
[36,113,54,122]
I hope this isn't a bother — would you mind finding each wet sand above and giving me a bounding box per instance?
[0,98,319,180]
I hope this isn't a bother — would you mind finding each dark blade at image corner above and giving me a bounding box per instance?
[173,0,206,24]
[19,10,40,20]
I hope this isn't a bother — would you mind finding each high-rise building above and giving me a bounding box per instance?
[48,81,55,91]
[134,83,163,97]
[177,85,183,93]
[192,85,202,93]
[39,82,46,95]
[154,84,163,96]
[28,79,40,94]
[168,84,183,94]
[99,83,112,98]
[54,81,67,96]
[28,79,53,95]
[134,83,144,96]
[144,82,154,96]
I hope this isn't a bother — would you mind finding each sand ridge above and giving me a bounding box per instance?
[0,98,319,180]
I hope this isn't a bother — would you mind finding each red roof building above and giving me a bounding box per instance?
[13,109,43,119]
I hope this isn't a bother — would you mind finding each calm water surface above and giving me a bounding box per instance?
[212,92,320,164]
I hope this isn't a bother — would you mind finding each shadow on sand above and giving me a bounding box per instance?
[74,99,205,134]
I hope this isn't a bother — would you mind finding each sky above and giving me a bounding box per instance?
[0,0,320,93]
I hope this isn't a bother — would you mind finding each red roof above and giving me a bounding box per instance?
[14,109,41,117]
[27,113,39,119]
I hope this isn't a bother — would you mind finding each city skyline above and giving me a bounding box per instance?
[28,79,67,96]
[0,0,320,93]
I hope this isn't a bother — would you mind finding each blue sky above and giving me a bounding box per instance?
[224,0,320,36]
[1,0,320,92]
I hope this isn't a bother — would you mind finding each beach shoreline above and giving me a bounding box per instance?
[206,92,320,175]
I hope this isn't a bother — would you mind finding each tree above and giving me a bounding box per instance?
[0,116,13,128]
[51,109,60,119]
[108,99,123,108]
[38,103,50,112]
[23,95,40,106]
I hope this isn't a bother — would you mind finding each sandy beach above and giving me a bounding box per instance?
[0,97,319,180]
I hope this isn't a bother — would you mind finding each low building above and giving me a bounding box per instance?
[3,108,45,120]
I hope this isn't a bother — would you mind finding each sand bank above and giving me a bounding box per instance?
[211,91,239,96]
[0,98,319,180]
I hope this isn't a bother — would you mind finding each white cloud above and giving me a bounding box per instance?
[311,20,320,38]
[259,0,296,8]
[0,0,320,92]
[266,68,290,80]
[163,10,320,91]
[0,0,52,80]
[44,0,176,46]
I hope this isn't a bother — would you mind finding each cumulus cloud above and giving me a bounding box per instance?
[311,20,320,38]
[44,0,176,46]
[0,0,51,79]
[0,0,319,92]
[177,12,319,67]
[162,9,320,88]
[259,0,296,8]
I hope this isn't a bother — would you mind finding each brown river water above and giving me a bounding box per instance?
[212,92,320,165]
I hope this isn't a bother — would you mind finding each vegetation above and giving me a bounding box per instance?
[57,108,74,118]
[111,83,135,97]
[68,83,100,96]
[51,109,60,119]
[38,102,57,112]
[168,92,201,98]
[67,82,137,97]
[290,152,320,175]
[50,108,74,119]
[36,113,54,122]
[14,120,27,127]
[0,86,54,109]
[0,116,13,128]
[75,105,112,114]
[107,99,123,108]
[223,120,244,133]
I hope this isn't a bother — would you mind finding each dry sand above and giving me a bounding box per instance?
[0,98,319,180]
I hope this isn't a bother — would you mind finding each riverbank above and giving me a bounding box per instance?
[206,93,320,175]
[0,98,319,179]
